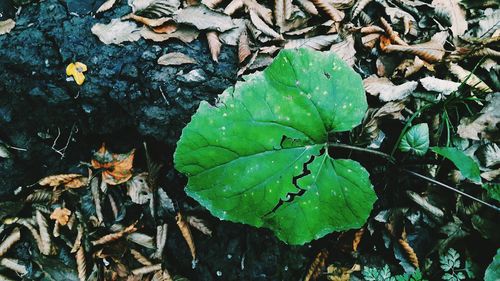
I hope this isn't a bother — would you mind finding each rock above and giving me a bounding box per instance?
[177,69,207,84]
[65,0,104,15]
[120,64,139,80]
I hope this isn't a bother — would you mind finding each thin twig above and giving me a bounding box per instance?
[403,169,500,212]
[327,142,396,163]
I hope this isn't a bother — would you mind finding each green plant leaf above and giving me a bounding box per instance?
[431,147,482,183]
[484,248,500,281]
[174,48,376,245]
[399,123,429,156]
[482,183,500,203]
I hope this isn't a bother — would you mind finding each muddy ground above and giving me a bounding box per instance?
[0,0,322,280]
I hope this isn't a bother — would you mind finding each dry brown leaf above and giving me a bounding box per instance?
[0,228,20,258]
[380,17,408,46]
[330,0,355,9]
[352,227,364,252]
[17,219,45,255]
[130,249,153,266]
[187,216,212,236]
[71,225,84,253]
[450,47,500,61]
[275,0,293,32]
[174,5,235,32]
[393,56,425,78]
[122,13,172,27]
[0,19,15,35]
[224,0,244,15]
[458,93,500,142]
[153,223,168,259]
[284,34,339,49]
[39,174,87,188]
[90,176,104,224]
[152,270,174,281]
[420,76,460,95]
[238,30,252,63]
[219,18,247,46]
[76,246,87,281]
[244,0,274,25]
[129,0,180,16]
[176,212,196,261]
[141,25,199,42]
[432,0,467,37]
[399,234,419,268]
[132,264,162,275]
[249,10,282,39]
[152,21,178,33]
[449,63,493,92]
[202,0,224,8]
[126,172,152,204]
[158,52,197,66]
[96,0,117,13]
[360,25,384,34]
[361,33,381,48]
[0,258,27,275]
[364,75,418,101]
[127,232,155,248]
[358,101,406,142]
[91,144,135,185]
[481,168,500,181]
[296,0,319,15]
[50,207,72,226]
[36,210,51,255]
[329,35,355,66]
[304,249,329,281]
[92,223,137,246]
[381,32,448,63]
[92,19,142,45]
[326,264,361,281]
[311,0,344,24]
[26,190,54,203]
[351,0,371,19]
[385,7,418,36]
[206,31,222,62]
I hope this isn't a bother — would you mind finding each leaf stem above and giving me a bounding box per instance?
[403,169,500,213]
[327,142,396,163]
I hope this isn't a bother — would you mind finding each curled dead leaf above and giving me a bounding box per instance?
[295,0,319,15]
[363,75,418,102]
[39,173,88,188]
[458,93,500,141]
[249,10,282,39]
[381,31,448,63]
[91,144,135,185]
[50,207,72,226]
[187,216,212,236]
[141,25,199,43]
[238,30,252,63]
[329,35,355,66]
[206,31,222,62]
[449,63,493,92]
[432,0,467,37]
[174,5,235,32]
[380,17,408,46]
[176,212,196,262]
[304,249,329,281]
[157,52,197,66]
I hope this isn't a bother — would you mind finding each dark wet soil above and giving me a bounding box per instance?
[0,0,315,280]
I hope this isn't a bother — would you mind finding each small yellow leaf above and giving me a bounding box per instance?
[66,62,87,85]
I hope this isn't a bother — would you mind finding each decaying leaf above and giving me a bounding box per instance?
[399,231,419,268]
[122,14,172,27]
[130,249,153,266]
[91,144,135,185]
[157,52,196,66]
[0,19,16,35]
[449,63,493,93]
[352,227,365,252]
[76,246,87,281]
[126,172,152,204]
[311,0,344,24]
[174,5,235,32]
[140,26,199,43]
[92,223,137,246]
[275,0,293,32]
[91,19,142,45]
[420,76,460,95]
[152,21,178,33]
[458,93,500,142]
[393,56,426,78]
[129,0,181,16]
[326,264,361,281]
[357,101,406,143]
[284,34,339,49]
[329,35,355,66]
[238,30,252,63]
[381,31,448,62]
[380,17,408,46]
[351,0,371,19]
[385,7,418,36]
[175,212,196,262]
[50,207,72,226]
[0,228,21,258]
[39,174,88,189]
[202,0,225,8]
[132,264,162,275]
[361,33,381,48]
[304,249,329,281]
[36,210,51,255]
[432,0,467,37]
[187,216,212,236]
[153,223,168,259]
[244,0,274,25]
[206,31,222,62]
[219,18,246,46]
[249,10,282,39]
[296,0,319,15]
[66,62,88,86]
[363,75,418,102]
[96,0,118,13]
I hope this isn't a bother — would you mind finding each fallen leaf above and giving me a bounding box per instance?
[458,93,500,142]
[380,17,408,46]
[187,216,213,236]
[219,18,247,46]
[310,0,344,24]
[91,19,142,45]
[275,0,293,32]
[284,34,339,49]
[157,52,197,66]
[385,7,418,36]
[176,212,196,261]
[449,63,493,92]
[66,62,88,86]
[304,249,329,281]
[329,35,355,66]
[39,174,88,188]
[126,172,152,204]
[202,0,225,9]
[393,56,425,78]
[140,25,199,42]
[121,13,172,27]
[432,0,467,37]
[361,33,381,48]
[0,144,11,158]
[420,76,460,95]
[152,21,178,33]
[92,223,137,246]
[363,75,418,101]
[380,31,448,62]
[128,0,180,16]
[96,0,117,13]
[244,0,274,25]
[0,19,15,35]
[351,0,371,19]
[91,144,135,185]
[206,31,222,62]
[238,30,251,63]
[50,208,72,226]
[224,0,244,15]
[249,9,282,39]
[326,264,361,281]
[174,5,235,32]
[295,0,319,15]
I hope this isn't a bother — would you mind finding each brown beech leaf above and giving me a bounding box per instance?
[238,30,252,63]
[174,5,235,32]
[432,0,467,37]
[39,174,88,188]
[360,25,384,34]
[295,0,319,15]
[385,7,418,36]
[449,63,493,92]
[92,223,137,246]
[219,18,247,46]
[275,0,293,32]
[157,52,197,66]
[351,0,371,19]
[141,25,199,42]
[91,144,135,185]
[284,34,339,50]
[358,101,406,143]
[420,76,460,95]
[187,216,213,236]
[224,0,244,15]
[176,212,196,261]
[363,75,418,102]
[206,31,222,62]
[381,31,448,63]
[399,230,419,268]
[249,10,282,39]
[50,207,72,226]
[0,228,21,258]
[126,172,152,204]
[326,264,361,281]
[310,0,344,23]
[152,21,178,33]
[75,246,87,281]
[91,19,142,45]
[352,228,365,251]
[121,14,172,27]
[96,0,117,13]
[0,19,15,35]
[244,0,273,25]
[129,0,181,16]
[380,17,408,46]
[458,93,500,142]
[361,33,381,48]
[304,249,329,281]
[329,35,355,66]
[330,0,355,9]
[393,56,425,78]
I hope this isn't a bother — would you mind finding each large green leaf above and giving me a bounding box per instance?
[484,248,499,281]
[399,123,430,156]
[174,48,376,245]
[431,147,482,184]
